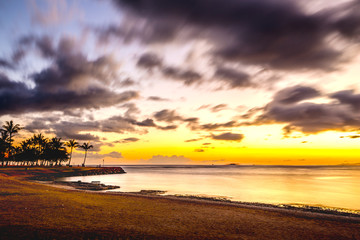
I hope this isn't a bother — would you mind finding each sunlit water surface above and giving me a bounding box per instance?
[61,165,360,210]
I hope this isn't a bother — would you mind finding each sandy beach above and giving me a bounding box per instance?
[1,167,360,240]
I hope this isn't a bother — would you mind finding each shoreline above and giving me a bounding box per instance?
[4,166,360,218]
[37,177,360,221]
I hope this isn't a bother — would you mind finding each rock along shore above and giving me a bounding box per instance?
[27,166,126,181]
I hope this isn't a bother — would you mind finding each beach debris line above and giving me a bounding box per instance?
[54,180,120,191]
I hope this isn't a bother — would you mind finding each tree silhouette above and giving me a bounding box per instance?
[45,137,68,166]
[79,142,93,167]
[65,139,79,166]
[32,133,48,166]
[0,130,9,166]
[16,139,36,166]
[2,120,21,166]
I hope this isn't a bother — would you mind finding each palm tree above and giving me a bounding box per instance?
[65,139,78,166]
[79,142,93,167]
[17,139,35,166]
[2,120,21,165]
[0,130,9,166]
[46,137,68,166]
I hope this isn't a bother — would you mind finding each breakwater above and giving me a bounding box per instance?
[28,167,126,181]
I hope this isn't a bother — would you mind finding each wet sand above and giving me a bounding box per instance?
[1,167,360,239]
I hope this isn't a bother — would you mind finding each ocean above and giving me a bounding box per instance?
[61,165,360,211]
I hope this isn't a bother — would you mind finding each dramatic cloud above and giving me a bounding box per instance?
[137,52,162,69]
[58,132,100,141]
[112,0,360,71]
[132,118,157,127]
[211,132,244,141]
[136,53,202,85]
[35,35,56,58]
[147,96,169,101]
[116,78,136,87]
[153,109,183,123]
[253,85,360,134]
[0,59,14,69]
[101,115,139,133]
[331,90,360,111]
[273,85,320,104]
[121,103,141,119]
[161,67,202,85]
[190,121,239,131]
[157,125,177,130]
[214,67,251,88]
[0,36,139,116]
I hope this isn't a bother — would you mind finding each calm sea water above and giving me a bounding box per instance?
[61,165,360,210]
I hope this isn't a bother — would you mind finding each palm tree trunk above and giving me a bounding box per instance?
[7,134,12,166]
[82,150,87,167]
[68,147,73,166]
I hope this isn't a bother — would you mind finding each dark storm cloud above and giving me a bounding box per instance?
[137,52,162,69]
[50,121,101,141]
[57,131,100,141]
[152,108,238,131]
[198,121,238,131]
[111,0,360,71]
[135,52,202,85]
[24,118,101,141]
[331,90,360,111]
[153,109,184,123]
[187,120,239,131]
[117,78,136,87]
[252,85,360,134]
[133,118,157,127]
[157,125,177,130]
[161,67,202,85]
[0,59,13,69]
[35,35,56,58]
[0,36,139,116]
[147,96,169,101]
[211,132,244,141]
[273,85,321,104]
[101,115,137,133]
[331,1,360,39]
[214,67,252,88]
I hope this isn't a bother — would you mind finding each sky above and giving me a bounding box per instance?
[1,0,360,165]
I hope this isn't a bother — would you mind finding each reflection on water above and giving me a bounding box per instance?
[61,165,360,210]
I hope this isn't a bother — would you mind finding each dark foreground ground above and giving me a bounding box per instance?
[0,167,360,240]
